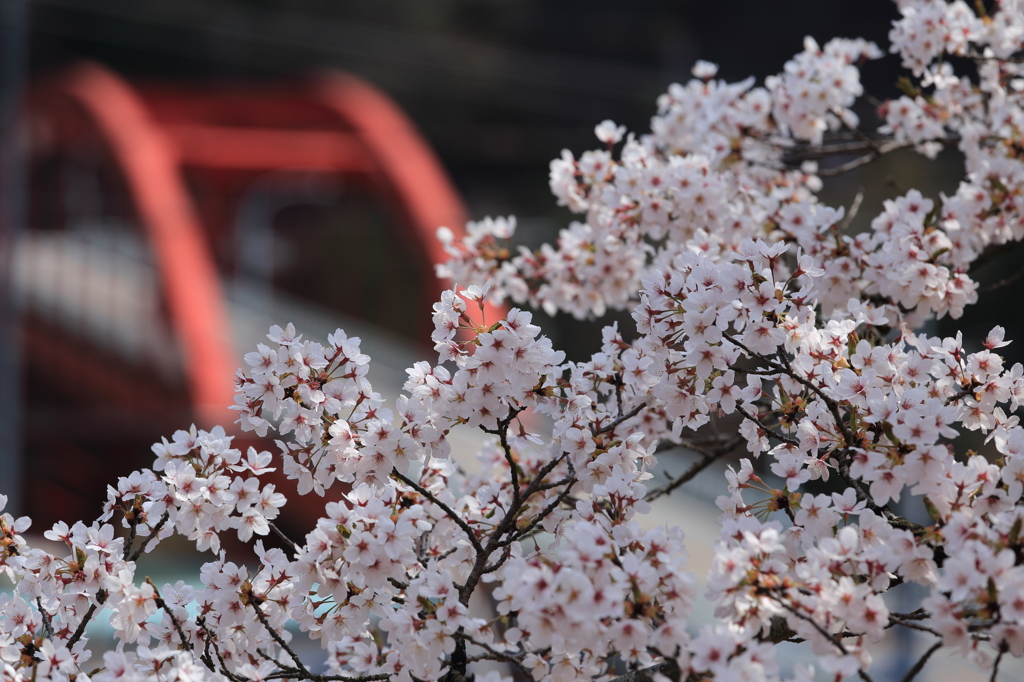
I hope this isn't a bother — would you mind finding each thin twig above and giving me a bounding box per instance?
[208,633,248,682]
[66,590,106,648]
[899,641,942,682]
[264,674,389,682]
[269,521,301,558]
[37,598,54,639]
[980,267,1024,294]
[481,406,527,503]
[458,633,532,679]
[510,475,578,542]
[818,153,880,177]
[725,333,855,449]
[196,617,216,671]
[778,601,849,655]
[646,438,740,503]
[130,512,171,562]
[252,602,309,675]
[782,138,891,162]
[725,335,926,533]
[839,188,865,231]
[945,385,975,406]
[602,660,681,682]
[592,401,648,436]
[122,512,140,561]
[991,641,1008,682]
[391,469,484,555]
[891,608,929,621]
[888,615,940,636]
[735,405,799,446]
[147,578,194,651]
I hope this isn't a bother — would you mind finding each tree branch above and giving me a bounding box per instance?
[480,405,527,502]
[817,152,882,177]
[509,474,578,542]
[130,512,170,562]
[457,633,532,679]
[888,614,940,637]
[269,521,301,558]
[838,187,865,231]
[147,578,193,652]
[66,589,107,649]
[646,436,741,503]
[991,641,1008,682]
[592,401,648,436]
[899,641,942,682]
[777,600,876,682]
[253,602,309,676]
[979,266,1024,295]
[735,404,799,447]
[391,468,484,555]
[602,659,681,682]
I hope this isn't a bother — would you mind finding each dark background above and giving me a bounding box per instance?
[24,0,913,223]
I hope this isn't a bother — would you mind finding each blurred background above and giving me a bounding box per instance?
[1,1,1023,677]
[2,0,935,528]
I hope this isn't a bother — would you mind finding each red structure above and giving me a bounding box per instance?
[27,62,500,426]
[22,62,501,526]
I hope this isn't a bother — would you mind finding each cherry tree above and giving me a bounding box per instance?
[5,1,1024,681]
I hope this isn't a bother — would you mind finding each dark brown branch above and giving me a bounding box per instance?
[391,469,484,555]
[970,241,1022,275]
[208,632,249,682]
[253,603,308,674]
[196,616,217,672]
[777,601,854,661]
[510,475,578,542]
[646,437,741,503]
[37,598,54,639]
[991,641,1008,682]
[123,510,140,561]
[945,385,976,406]
[592,401,648,436]
[451,450,573,676]
[255,658,389,681]
[817,153,883,177]
[269,521,301,558]
[726,333,855,449]
[147,578,194,651]
[782,135,957,167]
[899,642,942,682]
[888,614,940,636]
[979,266,1024,294]
[724,336,927,534]
[783,138,893,162]
[457,633,532,679]
[603,659,682,682]
[66,589,107,648]
[735,405,798,447]
[130,512,171,562]
[480,405,527,502]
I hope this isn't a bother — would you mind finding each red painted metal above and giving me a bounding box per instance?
[30,62,500,426]
[54,63,237,426]
[313,74,507,327]
[166,124,371,173]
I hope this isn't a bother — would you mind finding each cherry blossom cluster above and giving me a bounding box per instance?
[5,2,1024,682]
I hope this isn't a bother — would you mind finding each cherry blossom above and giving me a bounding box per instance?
[6,3,1024,682]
